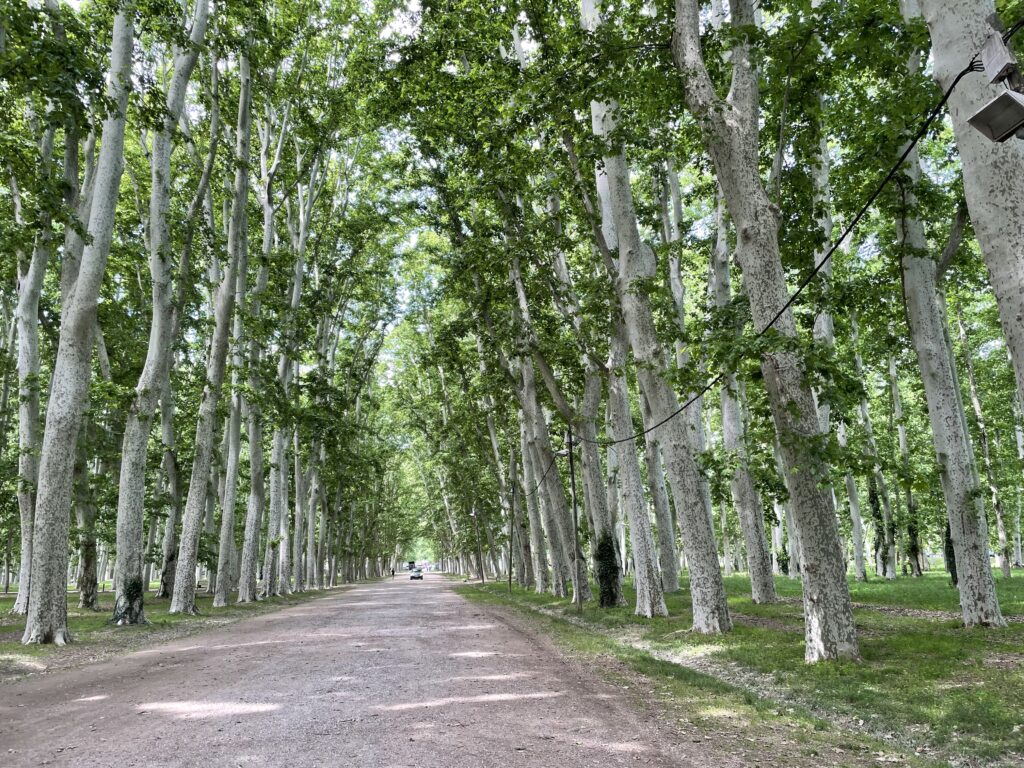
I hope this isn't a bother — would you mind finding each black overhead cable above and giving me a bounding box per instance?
[521,452,559,499]
[577,26,1018,448]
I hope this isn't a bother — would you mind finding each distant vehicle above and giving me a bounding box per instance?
[407,560,416,570]
[410,568,423,580]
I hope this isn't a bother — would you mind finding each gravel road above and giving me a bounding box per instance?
[0,574,700,767]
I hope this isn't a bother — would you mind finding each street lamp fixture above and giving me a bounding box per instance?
[969,32,1024,142]
[968,90,1024,141]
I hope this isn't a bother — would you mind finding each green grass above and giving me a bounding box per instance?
[0,586,341,673]
[463,569,1024,766]
[461,580,946,767]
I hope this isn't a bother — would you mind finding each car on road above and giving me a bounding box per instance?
[410,568,423,580]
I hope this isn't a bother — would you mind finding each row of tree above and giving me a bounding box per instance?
[374,0,1024,663]
[3,0,1024,664]
[1,0,420,644]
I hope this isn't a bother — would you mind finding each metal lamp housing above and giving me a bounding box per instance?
[968,90,1024,142]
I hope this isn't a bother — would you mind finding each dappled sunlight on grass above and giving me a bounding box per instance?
[464,569,1024,764]
[0,653,46,671]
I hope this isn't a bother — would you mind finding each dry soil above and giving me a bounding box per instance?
[0,574,714,767]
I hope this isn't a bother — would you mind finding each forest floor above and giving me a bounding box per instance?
[461,569,1024,768]
[0,586,344,682]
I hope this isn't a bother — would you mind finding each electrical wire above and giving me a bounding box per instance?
[520,453,559,498]
[577,24,1021,448]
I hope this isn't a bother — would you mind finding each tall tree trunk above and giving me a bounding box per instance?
[899,225,1003,625]
[608,326,668,618]
[520,416,549,593]
[520,361,572,596]
[642,428,679,593]
[1014,406,1024,567]
[11,140,52,615]
[604,120,727,630]
[710,195,777,603]
[838,421,868,581]
[155,384,181,599]
[509,450,533,588]
[22,7,134,645]
[113,0,209,625]
[261,429,286,598]
[213,242,249,607]
[957,312,1012,579]
[73,441,98,610]
[278,431,292,595]
[891,1,1003,620]
[295,460,310,591]
[578,11,726,625]
[674,0,856,660]
[170,51,251,615]
[237,401,265,603]
[918,0,1024,404]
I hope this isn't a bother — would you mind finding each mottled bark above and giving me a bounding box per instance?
[170,52,251,615]
[608,326,668,618]
[114,0,209,624]
[674,0,856,660]
[899,230,1003,625]
[710,196,777,602]
[520,416,549,593]
[958,313,1012,579]
[919,0,1024,405]
[22,7,134,645]
[261,429,286,598]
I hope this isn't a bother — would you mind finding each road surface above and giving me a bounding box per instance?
[0,574,696,767]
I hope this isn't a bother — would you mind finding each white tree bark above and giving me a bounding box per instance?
[213,248,247,607]
[578,5,727,625]
[710,195,777,603]
[607,135,728,629]
[837,421,867,581]
[237,399,265,603]
[11,144,52,615]
[642,427,679,593]
[890,0,1003,622]
[170,52,251,614]
[918,0,1024,405]
[155,380,182,598]
[261,428,286,597]
[608,326,668,618]
[114,0,209,624]
[22,6,134,644]
[237,133,277,603]
[899,214,1004,625]
[521,370,570,597]
[674,0,856,660]
[278,428,292,595]
[1014,402,1024,567]
[520,415,549,593]
[957,313,1012,579]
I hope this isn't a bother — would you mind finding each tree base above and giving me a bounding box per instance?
[22,626,72,645]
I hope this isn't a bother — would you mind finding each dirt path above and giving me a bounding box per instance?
[0,575,713,767]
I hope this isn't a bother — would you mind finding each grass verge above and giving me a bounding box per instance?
[460,570,1024,768]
